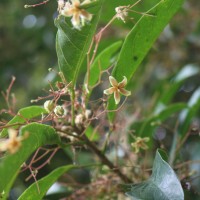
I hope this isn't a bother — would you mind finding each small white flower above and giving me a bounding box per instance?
[115,6,129,23]
[85,109,92,120]
[58,0,93,30]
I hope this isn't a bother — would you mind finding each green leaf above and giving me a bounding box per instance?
[87,41,122,89]
[55,0,103,86]
[0,123,60,200]
[18,165,75,200]
[124,150,184,200]
[108,0,184,120]
[0,106,47,138]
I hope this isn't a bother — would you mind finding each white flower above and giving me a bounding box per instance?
[104,76,131,104]
[115,6,129,23]
[58,0,93,30]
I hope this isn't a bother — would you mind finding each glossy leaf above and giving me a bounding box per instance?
[55,1,103,86]
[18,165,75,200]
[108,0,184,120]
[124,150,184,200]
[0,123,60,200]
[0,106,47,138]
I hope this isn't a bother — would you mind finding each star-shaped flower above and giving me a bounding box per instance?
[58,0,93,30]
[0,129,28,154]
[103,76,131,104]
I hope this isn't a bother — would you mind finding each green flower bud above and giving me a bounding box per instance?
[44,100,54,113]
[54,105,65,117]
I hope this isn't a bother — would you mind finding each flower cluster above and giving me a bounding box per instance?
[58,0,93,30]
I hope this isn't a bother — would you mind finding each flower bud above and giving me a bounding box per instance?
[54,105,65,117]
[44,100,54,113]
[85,109,92,120]
[68,132,78,142]
[75,114,84,127]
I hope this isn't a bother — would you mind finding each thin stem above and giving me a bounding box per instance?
[2,76,16,112]
[24,0,49,8]
[70,88,76,126]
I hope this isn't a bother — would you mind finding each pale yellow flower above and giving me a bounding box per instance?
[0,129,26,154]
[59,0,93,30]
[131,137,150,154]
[104,76,131,104]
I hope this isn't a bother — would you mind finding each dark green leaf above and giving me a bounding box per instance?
[55,0,103,86]
[124,150,184,200]
[0,106,47,138]
[0,123,60,200]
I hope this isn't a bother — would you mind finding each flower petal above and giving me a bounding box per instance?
[119,88,131,96]
[114,90,120,104]
[71,13,81,29]
[140,143,148,150]
[61,3,74,16]
[118,76,127,88]
[0,142,8,152]
[103,87,115,95]
[109,76,118,87]
[143,137,150,142]
[61,9,74,17]
[80,10,92,21]
[8,129,18,140]
[81,0,91,6]
[72,0,81,7]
